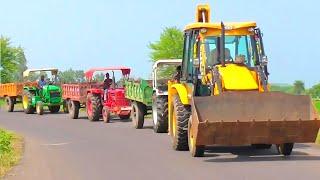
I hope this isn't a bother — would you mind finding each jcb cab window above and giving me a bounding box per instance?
[204,35,255,67]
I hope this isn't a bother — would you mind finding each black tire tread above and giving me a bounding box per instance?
[23,90,35,114]
[87,93,102,121]
[172,95,190,151]
[154,96,168,133]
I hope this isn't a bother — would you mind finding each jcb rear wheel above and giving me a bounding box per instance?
[131,101,144,129]
[68,100,80,119]
[172,95,190,151]
[152,95,168,133]
[188,117,204,157]
[277,143,294,156]
[22,90,35,114]
[49,105,60,113]
[5,96,14,112]
[87,93,102,121]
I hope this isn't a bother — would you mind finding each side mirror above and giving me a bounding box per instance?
[261,56,268,66]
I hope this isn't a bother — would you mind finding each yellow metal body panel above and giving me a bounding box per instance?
[218,64,258,90]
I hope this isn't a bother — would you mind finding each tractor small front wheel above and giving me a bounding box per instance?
[102,107,111,123]
[36,102,44,115]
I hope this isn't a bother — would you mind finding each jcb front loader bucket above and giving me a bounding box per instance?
[190,92,320,146]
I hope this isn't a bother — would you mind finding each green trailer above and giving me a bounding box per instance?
[125,59,182,133]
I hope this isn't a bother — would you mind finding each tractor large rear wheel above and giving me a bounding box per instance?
[5,96,15,112]
[87,93,102,121]
[171,95,190,151]
[22,90,35,114]
[152,95,168,133]
[68,100,80,119]
[131,101,144,129]
[49,105,60,113]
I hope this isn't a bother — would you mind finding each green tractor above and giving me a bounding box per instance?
[22,68,63,115]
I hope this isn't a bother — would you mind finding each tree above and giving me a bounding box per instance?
[307,83,320,99]
[0,36,27,83]
[58,69,85,83]
[293,80,305,95]
[148,27,184,61]
[148,27,183,78]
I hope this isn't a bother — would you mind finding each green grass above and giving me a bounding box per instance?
[0,128,23,178]
[314,100,320,112]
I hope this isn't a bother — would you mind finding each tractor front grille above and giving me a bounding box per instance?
[50,91,61,98]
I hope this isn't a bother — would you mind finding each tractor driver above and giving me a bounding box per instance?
[38,75,47,89]
[103,73,113,101]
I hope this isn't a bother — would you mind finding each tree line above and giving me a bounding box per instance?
[2,28,320,98]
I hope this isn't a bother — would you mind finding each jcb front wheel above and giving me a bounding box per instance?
[171,95,190,151]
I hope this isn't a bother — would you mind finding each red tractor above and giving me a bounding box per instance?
[62,67,131,122]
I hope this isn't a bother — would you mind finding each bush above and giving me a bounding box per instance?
[0,129,23,177]
[0,129,13,154]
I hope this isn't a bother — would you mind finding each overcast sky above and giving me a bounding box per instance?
[0,0,319,87]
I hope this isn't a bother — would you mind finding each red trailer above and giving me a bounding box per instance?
[62,67,131,122]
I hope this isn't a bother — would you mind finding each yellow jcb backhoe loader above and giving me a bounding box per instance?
[168,4,320,157]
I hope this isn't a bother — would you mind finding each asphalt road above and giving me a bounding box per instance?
[1,107,320,180]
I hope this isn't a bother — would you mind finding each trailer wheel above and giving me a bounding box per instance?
[63,100,69,113]
[251,144,272,149]
[102,106,111,123]
[36,102,44,115]
[5,96,14,112]
[188,117,204,157]
[152,95,168,133]
[171,95,190,151]
[277,143,294,156]
[131,101,144,129]
[68,100,80,119]
[87,93,102,121]
[49,105,60,113]
[22,90,35,114]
